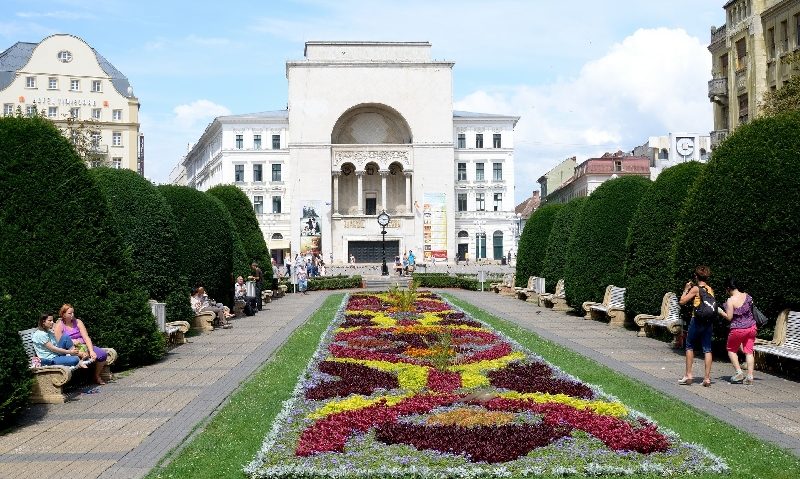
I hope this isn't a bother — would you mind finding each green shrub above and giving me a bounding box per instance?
[307,275,362,290]
[623,162,705,317]
[0,297,33,429]
[514,203,563,287]
[0,116,165,370]
[90,168,193,324]
[674,111,800,321]
[158,185,235,306]
[541,198,587,293]
[207,185,273,279]
[412,273,479,290]
[564,176,651,308]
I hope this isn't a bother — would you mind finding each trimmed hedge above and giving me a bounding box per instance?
[90,168,193,324]
[158,185,235,306]
[674,111,800,320]
[514,203,563,287]
[0,116,165,372]
[623,162,705,317]
[564,176,651,309]
[541,198,587,294]
[412,273,480,290]
[207,185,273,279]
[307,276,362,290]
[0,298,33,429]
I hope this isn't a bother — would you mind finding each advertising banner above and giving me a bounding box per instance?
[299,201,326,256]
[422,192,447,261]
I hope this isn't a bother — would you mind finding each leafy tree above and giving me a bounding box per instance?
[514,203,563,287]
[624,162,705,317]
[564,176,651,309]
[541,197,587,294]
[761,75,800,117]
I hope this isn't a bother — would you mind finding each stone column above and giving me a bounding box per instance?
[380,170,389,212]
[404,171,412,213]
[332,172,340,215]
[356,171,364,215]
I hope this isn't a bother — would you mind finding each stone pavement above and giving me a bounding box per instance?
[0,290,332,479]
[445,289,800,457]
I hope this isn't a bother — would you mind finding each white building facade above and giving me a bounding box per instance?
[182,42,518,265]
[632,133,711,180]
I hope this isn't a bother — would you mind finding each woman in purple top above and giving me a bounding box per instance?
[718,278,757,385]
[54,303,108,385]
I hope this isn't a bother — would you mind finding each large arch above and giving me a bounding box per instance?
[331,103,412,144]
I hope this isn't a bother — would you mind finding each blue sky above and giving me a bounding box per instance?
[1,0,725,203]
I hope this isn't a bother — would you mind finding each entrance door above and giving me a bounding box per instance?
[457,244,468,261]
[348,240,400,263]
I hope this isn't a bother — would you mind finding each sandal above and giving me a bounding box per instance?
[702,379,711,387]
[678,377,693,385]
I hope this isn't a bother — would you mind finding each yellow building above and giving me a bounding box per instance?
[0,34,141,171]
[708,0,800,148]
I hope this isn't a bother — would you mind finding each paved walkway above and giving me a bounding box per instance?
[445,289,800,457]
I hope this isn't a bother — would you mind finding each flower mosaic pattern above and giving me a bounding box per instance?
[246,292,727,477]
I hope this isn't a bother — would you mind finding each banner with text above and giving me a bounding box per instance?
[423,192,447,261]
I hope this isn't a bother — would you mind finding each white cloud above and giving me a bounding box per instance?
[172,99,231,130]
[455,27,713,203]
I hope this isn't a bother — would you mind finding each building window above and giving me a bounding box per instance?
[69,107,80,118]
[476,163,485,181]
[26,76,36,88]
[476,193,485,211]
[253,164,263,182]
[457,162,467,181]
[457,193,467,212]
[70,79,80,91]
[112,131,122,146]
[475,233,486,259]
[735,38,747,70]
[26,105,37,117]
[234,164,244,182]
[57,50,72,62]
[3,104,13,116]
[493,133,501,148]
[235,134,243,149]
[780,20,789,52]
[272,196,282,214]
[365,194,377,215]
[493,193,502,211]
[91,80,102,92]
[493,231,504,260]
[253,134,261,149]
[112,157,122,169]
[112,109,122,121]
[738,93,749,124]
[457,133,465,148]
[48,77,58,89]
[48,106,58,118]
[91,108,101,120]
[271,163,282,182]
[253,196,263,215]
[614,160,622,172]
[795,14,800,47]
[658,148,668,159]
[90,131,102,148]
[272,134,280,149]
[475,133,483,148]
[493,162,502,181]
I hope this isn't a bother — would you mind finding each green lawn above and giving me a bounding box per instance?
[146,292,799,478]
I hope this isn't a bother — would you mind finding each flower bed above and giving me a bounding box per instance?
[246,292,726,477]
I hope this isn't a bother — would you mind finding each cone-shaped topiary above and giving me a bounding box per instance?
[564,176,651,309]
[90,168,193,324]
[541,197,587,294]
[0,116,165,370]
[0,296,33,428]
[673,111,800,320]
[515,203,563,287]
[158,185,235,305]
[207,185,273,279]
[624,162,705,317]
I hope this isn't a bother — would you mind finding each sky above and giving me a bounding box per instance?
[0,0,725,203]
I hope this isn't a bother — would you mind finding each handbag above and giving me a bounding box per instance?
[752,303,768,327]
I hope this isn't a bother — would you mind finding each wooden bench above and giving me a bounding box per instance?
[582,285,626,326]
[149,300,190,344]
[18,328,117,404]
[633,292,682,347]
[516,276,545,302]
[539,279,568,310]
[754,310,800,362]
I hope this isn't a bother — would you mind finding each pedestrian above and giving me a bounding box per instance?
[297,259,309,294]
[678,265,715,387]
[407,250,416,274]
[718,278,757,384]
[350,253,356,264]
[248,262,264,311]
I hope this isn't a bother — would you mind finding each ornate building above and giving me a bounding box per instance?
[0,34,141,171]
[180,42,519,265]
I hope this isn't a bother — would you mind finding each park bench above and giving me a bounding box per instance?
[582,285,627,326]
[18,328,117,404]
[754,310,800,362]
[633,292,682,347]
[149,300,190,344]
[516,276,545,302]
[492,273,516,296]
[192,310,216,333]
[539,279,568,310]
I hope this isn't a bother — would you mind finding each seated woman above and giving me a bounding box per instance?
[53,304,108,384]
[32,313,89,368]
[234,276,258,316]
[191,287,232,328]
[394,255,403,276]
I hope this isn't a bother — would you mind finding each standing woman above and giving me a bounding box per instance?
[718,278,757,384]
[54,304,108,384]
[678,265,715,387]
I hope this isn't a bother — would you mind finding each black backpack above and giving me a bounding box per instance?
[694,285,717,322]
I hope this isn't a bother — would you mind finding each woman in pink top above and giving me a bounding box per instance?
[54,303,108,385]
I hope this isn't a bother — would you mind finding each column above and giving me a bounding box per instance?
[332,172,340,215]
[404,171,412,213]
[356,171,364,215]
[380,171,388,212]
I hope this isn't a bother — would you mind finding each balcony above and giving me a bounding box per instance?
[735,68,747,91]
[710,25,727,47]
[707,77,728,104]
[710,130,729,149]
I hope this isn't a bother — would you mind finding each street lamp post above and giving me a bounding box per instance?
[377,210,390,276]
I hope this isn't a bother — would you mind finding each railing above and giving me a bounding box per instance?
[710,25,727,46]
[710,130,729,149]
[707,77,728,99]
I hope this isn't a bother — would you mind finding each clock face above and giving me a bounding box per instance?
[377,212,390,227]
[676,138,694,156]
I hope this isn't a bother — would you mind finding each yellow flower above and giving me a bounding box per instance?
[498,391,628,417]
[330,357,429,391]
[307,393,412,420]
[447,352,526,388]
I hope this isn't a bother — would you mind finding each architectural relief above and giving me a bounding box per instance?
[332,149,411,170]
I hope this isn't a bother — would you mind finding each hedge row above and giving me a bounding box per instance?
[514,203,563,287]
[540,198,586,294]
[412,273,480,290]
[307,276,363,290]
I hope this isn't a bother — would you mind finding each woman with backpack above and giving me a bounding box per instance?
[718,278,757,385]
[678,265,716,387]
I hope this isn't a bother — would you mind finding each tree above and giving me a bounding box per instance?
[761,75,800,117]
[0,297,33,428]
[541,198,587,294]
[514,203,563,287]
